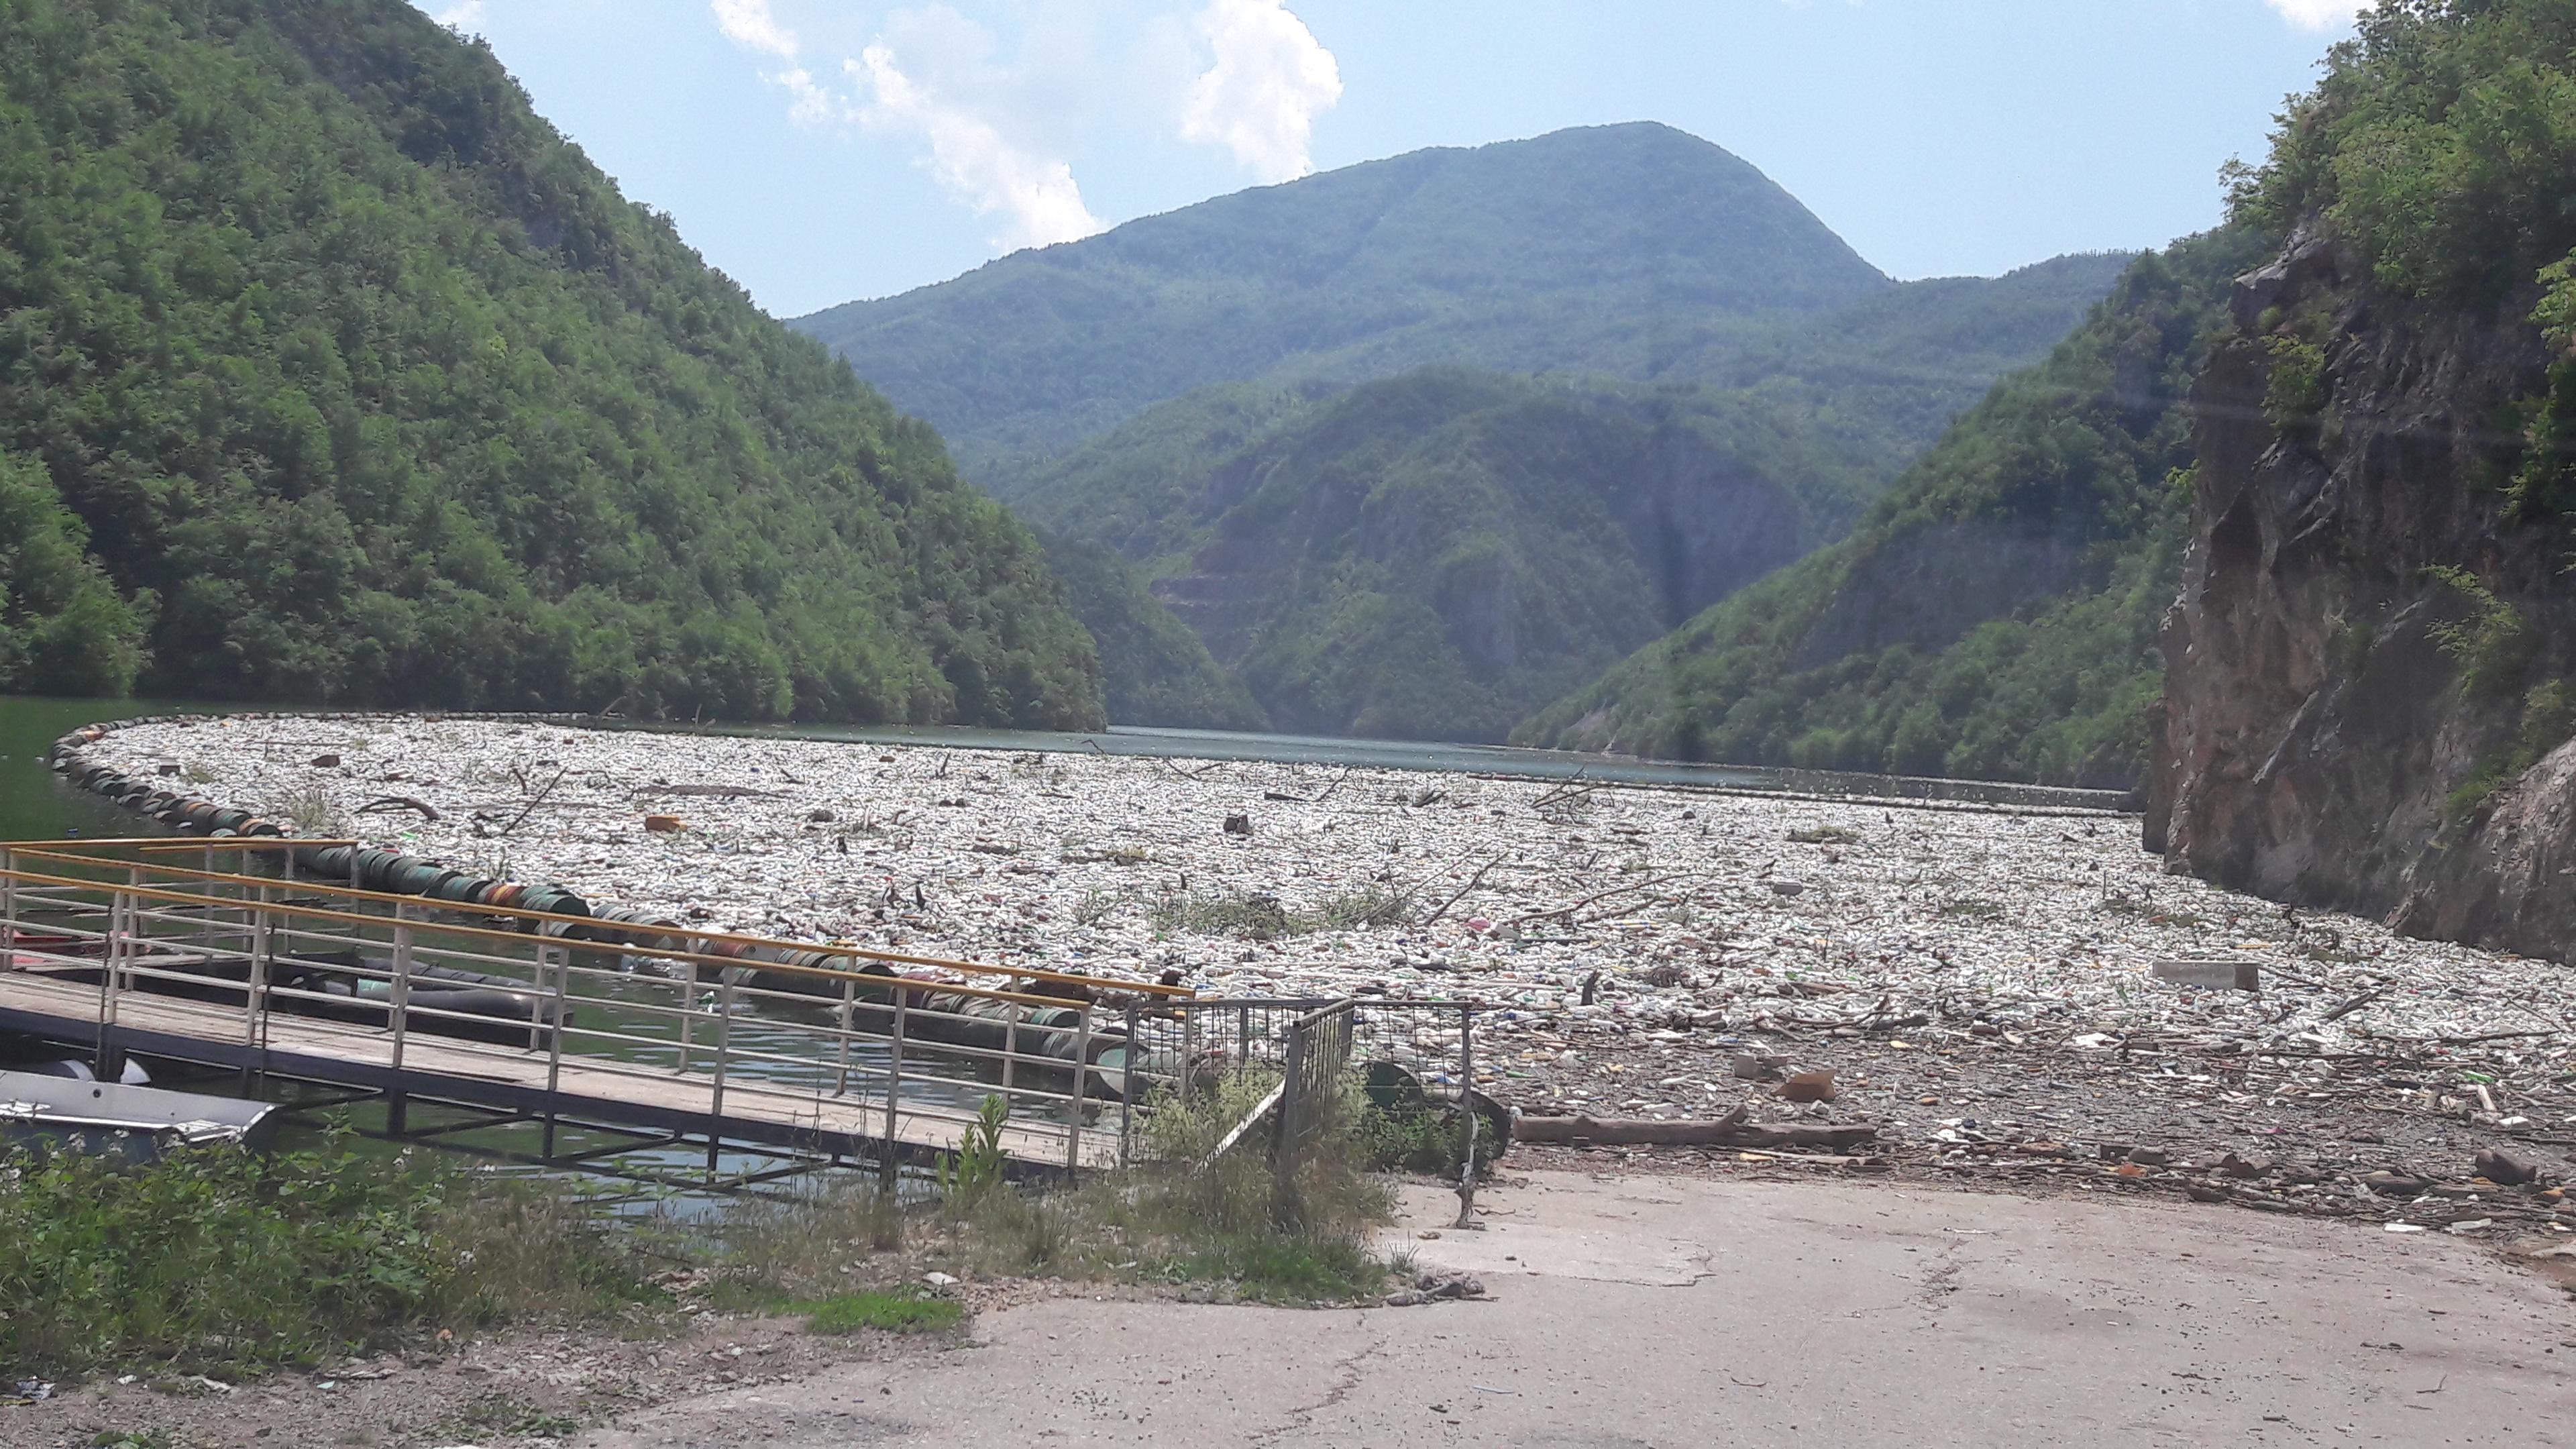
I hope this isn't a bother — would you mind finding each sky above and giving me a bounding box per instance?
[415,1,2374,318]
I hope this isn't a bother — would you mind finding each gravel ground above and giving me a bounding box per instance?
[7,1283,985,1449]
[70,714,2576,1228]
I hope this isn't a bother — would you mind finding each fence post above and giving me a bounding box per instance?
[1001,999,1020,1115]
[389,903,413,1073]
[543,941,572,1159]
[278,845,297,967]
[1453,1004,1479,1229]
[834,967,857,1096]
[677,957,698,1073]
[94,880,127,1071]
[1118,1000,1139,1169]
[880,986,908,1193]
[241,884,273,1092]
[2,846,17,969]
[706,969,734,1174]
[1065,1004,1093,1175]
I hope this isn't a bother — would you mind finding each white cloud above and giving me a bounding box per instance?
[423,0,484,32]
[2264,0,2372,31]
[710,0,798,61]
[710,0,835,125]
[1179,0,1340,183]
[851,42,1104,250]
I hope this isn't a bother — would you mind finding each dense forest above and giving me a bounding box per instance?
[1035,533,1265,731]
[0,0,1103,726]
[1517,227,2273,787]
[1017,368,1901,741]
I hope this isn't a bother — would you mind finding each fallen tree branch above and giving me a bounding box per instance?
[2355,1027,2560,1046]
[354,795,441,822]
[1531,776,1602,811]
[499,765,569,837]
[1513,1107,1880,1152]
[2317,985,2391,1025]
[1505,871,1697,927]
[1420,856,1505,926]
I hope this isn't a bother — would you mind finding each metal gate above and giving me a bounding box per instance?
[1274,998,1356,1165]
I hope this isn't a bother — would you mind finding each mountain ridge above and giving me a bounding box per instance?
[791,122,1900,480]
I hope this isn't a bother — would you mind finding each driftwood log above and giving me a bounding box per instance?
[1513,1106,1879,1152]
[354,795,441,822]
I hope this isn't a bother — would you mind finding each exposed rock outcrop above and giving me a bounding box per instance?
[2149,229,2576,961]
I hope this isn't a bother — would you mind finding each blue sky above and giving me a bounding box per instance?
[419,1,2369,317]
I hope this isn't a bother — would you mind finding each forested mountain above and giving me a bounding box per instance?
[0,0,1102,726]
[1016,368,1898,741]
[794,123,2128,488]
[1009,251,2140,741]
[1035,534,1265,731]
[1516,227,2271,787]
[788,118,2135,739]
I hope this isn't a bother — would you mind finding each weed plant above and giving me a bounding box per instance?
[0,1140,659,1382]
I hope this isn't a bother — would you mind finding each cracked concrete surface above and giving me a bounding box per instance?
[580,1172,2576,1448]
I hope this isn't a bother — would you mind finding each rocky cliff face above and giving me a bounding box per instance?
[2149,229,2576,961]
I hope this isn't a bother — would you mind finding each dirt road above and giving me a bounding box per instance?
[581,1171,2575,1448]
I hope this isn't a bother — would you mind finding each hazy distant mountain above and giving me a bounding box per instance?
[792,122,1909,481]
[1515,230,2267,786]
[1008,368,1898,741]
[792,120,2134,739]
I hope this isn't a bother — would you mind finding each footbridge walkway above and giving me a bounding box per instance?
[0,839,1197,1178]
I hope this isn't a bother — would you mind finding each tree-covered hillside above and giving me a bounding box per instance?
[1020,367,1898,741]
[1005,251,2136,741]
[1516,228,2273,787]
[0,0,1102,726]
[1034,534,1265,731]
[794,123,1915,480]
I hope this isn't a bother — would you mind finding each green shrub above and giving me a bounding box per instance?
[2261,336,2329,435]
[936,1095,1010,1210]
[0,1142,654,1381]
[2425,565,2533,700]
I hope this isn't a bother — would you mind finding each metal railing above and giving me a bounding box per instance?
[1138,996,1494,1195]
[1133,997,1487,1099]
[1277,1000,1357,1164]
[0,839,1192,1175]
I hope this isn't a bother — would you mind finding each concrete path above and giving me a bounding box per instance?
[581,1172,2576,1447]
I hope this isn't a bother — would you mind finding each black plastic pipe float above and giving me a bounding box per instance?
[38,948,569,1048]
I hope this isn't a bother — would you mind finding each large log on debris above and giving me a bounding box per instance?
[1511,1106,1878,1150]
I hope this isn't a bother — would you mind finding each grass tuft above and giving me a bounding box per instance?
[798,1289,964,1336]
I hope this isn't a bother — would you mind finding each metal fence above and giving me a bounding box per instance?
[1128,995,1491,1187]
[1275,999,1357,1163]
[2,837,1507,1192]
[0,838,1189,1177]
[1128,997,1484,1098]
